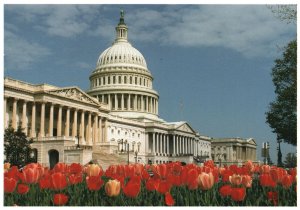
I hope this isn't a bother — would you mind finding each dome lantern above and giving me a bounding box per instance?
[115,10,128,42]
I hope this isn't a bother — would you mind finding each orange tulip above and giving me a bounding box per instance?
[270,167,287,184]
[105,179,121,197]
[282,174,293,189]
[198,172,214,190]
[229,174,243,186]
[86,164,103,177]
[244,160,254,173]
[22,167,40,184]
[241,175,252,188]
[260,165,271,174]
[4,162,10,172]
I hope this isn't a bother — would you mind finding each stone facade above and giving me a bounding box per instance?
[211,138,257,166]
[3,11,256,168]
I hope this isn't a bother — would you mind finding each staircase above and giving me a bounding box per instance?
[92,151,128,170]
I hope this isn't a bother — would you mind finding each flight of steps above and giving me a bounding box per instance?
[92,151,128,170]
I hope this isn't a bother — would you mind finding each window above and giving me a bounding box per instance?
[111,129,114,134]
[103,77,106,85]
[119,76,121,84]
[113,76,116,84]
[135,77,137,84]
[124,76,127,84]
[130,76,132,84]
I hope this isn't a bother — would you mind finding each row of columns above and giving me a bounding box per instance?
[4,97,108,145]
[151,133,197,156]
[96,93,158,114]
[92,75,151,89]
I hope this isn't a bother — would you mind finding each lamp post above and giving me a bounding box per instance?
[120,139,130,165]
[134,150,138,163]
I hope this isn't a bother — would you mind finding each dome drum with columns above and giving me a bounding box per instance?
[87,11,159,121]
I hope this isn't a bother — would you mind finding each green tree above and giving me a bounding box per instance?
[266,39,297,146]
[4,125,34,167]
[283,152,297,168]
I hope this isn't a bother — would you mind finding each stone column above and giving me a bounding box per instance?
[4,97,7,128]
[87,112,92,144]
[72,109,77,138]
[159,133,163,155]
[173,135,176,156]
[166,135,169,155]
[39,102,45,137]
[57,105,62,136]
[127,94,131,110]
[145,133,148,155]
[156,99,158,114]
[108,94,111,109]
[12,98,17,130]
[121,94,124,110]
[65,107,70,137]
[21,100,27,135]
[146,96,148,112]
[48,103,54,137]
[134,94,138,111]
[103,118,108,142]
[152,132,156,154]
[93,114,98,144]
[115,94,118,110]
[98,116,102,143]
[141,95,144,111]
[30,103,36,137]
[80,111,85,143]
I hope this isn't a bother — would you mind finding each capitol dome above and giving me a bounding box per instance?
[87,11,159,121]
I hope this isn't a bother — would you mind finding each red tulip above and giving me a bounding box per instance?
[53,162,69,173]
[198,172,214,190]
[123,180,140,198]
[69,163,82,174]
[39,177,52,189]
[204,160,215,168]
[270,167,287,183]
[219,185,232,197]
[17,184,30,194]
[51,172,68,190]
[53,193,69,206]
[145,178,159,191]
[22,167,40,184]
[86,176,104,191]
[4,177,17,193]
[157,179,172,194]
[231,187,246,202]
[165,192,175,206]
[187,168,199,190]
[105,179,121,197]
[68,173,83,185]
[282,174,293,189]
[259,174,276,188]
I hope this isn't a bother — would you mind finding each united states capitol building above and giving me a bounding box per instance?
[4,12,257,168]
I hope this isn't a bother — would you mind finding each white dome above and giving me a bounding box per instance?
[96,41,147,68]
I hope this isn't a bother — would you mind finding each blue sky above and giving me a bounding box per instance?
[3,4,297,163]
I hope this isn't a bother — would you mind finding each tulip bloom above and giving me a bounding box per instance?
[260,174,276,188]
[123,180,140,198]
[260,165,271,174]
[229,174,243,186]
[165,192,175,206]
[242,175,252,188]
[53,193,69,206]
[157,180,172,194]
[4,177,17,193]
[17,184,30,195]
[22,167,40,184]
[198,172,214,190]
[86,164,103,177]
[86,176,104,191]
[68,173,83,185]
[231,187,246,202]
[51,172,68,190]
[270,167,287,184]
[145,178,159,191]
[53,163,69,173]
[105,179,121,197]
[69,163,82,174]
[219,185,232,197]
[4,162,11,172]
[39,177,52,190]
[282,174,293,189]
[267,191,278,206]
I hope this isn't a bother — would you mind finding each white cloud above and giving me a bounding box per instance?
[4,30,51,71]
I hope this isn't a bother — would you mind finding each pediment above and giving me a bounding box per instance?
[47,87,99,106]
[176,122,196,134]
[247,138,257,146]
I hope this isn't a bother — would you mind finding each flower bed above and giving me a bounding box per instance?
[3,160,297,206]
